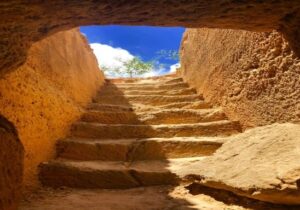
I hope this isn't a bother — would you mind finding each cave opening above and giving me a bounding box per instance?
[80,25,185,78]
[1,1,300,210]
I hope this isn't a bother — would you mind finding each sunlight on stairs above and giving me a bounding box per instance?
[39,74,241,189]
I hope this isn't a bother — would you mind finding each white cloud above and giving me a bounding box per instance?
[90,43,134,77]
[141,63,180,78]
[170,63,181,73]
[90,42,180,78]
[141,66,166,78]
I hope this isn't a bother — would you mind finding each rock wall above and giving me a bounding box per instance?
[180,29,300,128]
[1,1,300,74]
[0,28,104,192]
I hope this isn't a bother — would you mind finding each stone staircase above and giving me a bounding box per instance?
[39,74,241,189]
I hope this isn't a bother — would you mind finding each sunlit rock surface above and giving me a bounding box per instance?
[0,28,104,193]
[180,29,300,128]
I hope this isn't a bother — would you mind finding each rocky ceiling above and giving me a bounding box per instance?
[1,0,300,75]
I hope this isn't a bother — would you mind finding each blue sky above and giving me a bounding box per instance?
[80,25,185,77]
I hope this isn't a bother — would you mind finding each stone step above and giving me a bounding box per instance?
[114,82,188,88]
[99,87,196,96]
[144,101,212,110]
[103,82,189,91]
[163,77,184,84]
[81,108,227,124]
[39,157,204,189]
[70,120,241,139]
[109,74,178,84]
[57,137,225,161]
[87,101,212,113]
[108,77,184,85]
[94,94,202,106]
[87,103,134,112]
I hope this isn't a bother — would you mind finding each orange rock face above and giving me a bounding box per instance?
[0,1,300,74]
[0,28,104,193]
[180,29,300,127]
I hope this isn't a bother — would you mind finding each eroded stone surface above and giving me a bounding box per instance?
[1,1,300,74]
[180,29,300,127]
[0,28,104,192]
[183,123,300,205]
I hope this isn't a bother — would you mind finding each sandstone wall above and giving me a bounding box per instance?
[0,28,104,191]
[180,29,300,128]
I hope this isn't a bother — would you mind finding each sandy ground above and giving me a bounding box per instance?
[20,185,295,210]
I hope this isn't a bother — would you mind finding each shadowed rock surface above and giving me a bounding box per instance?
[0,116,24,210]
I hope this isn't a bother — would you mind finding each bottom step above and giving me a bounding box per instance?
[39,157,204,189]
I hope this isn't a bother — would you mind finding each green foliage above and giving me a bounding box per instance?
[101,56,153,78]
[124,57,153,78]
[100,49,179,78]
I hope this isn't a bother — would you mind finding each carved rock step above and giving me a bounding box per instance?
[144,101,211,110]
[112,77,184,85]
[57,137,226,161]
[103,82,189,91]
[70,120,241,139]
[94,94,202,106]
[99,87,196,96]
[110,77,183,85]
[87,101,212,112]
[109,74,178,84]
[87,103,134,112]
[114,82,188,88]
[81,108,227,124]
[39,157,204,189]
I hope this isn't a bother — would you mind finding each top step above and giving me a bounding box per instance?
[112,77,183,85]
[103,82,189,91]
[109,74,179,84]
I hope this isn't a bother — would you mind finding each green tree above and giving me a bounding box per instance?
[123,57,153,78]
[101,57,153,78]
